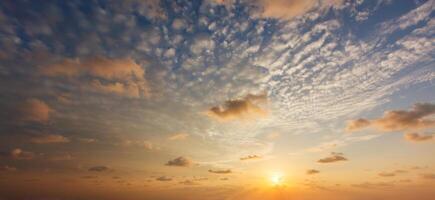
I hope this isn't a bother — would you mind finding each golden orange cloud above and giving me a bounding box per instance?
[40,56,150,98]
[346,103,435,132]
[30,134,70,144]
[404,133,433,142]
[18,98,53,123]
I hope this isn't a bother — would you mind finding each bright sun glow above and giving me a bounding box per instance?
[270,173,284,186]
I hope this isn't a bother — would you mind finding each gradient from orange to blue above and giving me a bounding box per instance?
[0,0,434,200]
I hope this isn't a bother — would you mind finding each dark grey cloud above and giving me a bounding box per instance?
[156,176,172,181]
[165,156,192,167]
[88,166,110,172]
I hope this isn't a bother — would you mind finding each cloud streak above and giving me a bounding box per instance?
[317,152,348,163]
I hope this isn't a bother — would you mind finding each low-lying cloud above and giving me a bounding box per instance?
[240,155,262,161]
[165,156,192,167]
[31,134,70,144]
[317,152,348,163]
[306,169,320,175]
[88,166,110,172]
[208,169,232,174]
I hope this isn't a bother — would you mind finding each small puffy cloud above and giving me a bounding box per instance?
[254,0,343,20]
[317,152,348,163]
[240,155,262,161]
[190,34,215,55]
[404,133,433,142]
[88,166,110,172]
[31,134,70,144]
[346,119,371,132]
[40,56,150,98]
[207,93,267,121]
[18,98,53,123]
[208,169,232,174]
[172,19,187,30]
[6,148,35,160]
[168,133,189,140]
[0,149,35,160]
[156,176,172,181]
[306,169,320,175]
[165,156,192,167]
[346,103,435,132]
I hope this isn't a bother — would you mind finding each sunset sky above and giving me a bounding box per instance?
[0,0,434,200]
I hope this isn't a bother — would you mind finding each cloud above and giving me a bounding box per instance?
[179,180,199,185]
[88,166,110,172]
[404,133,433,142]
[4,148,35,160]
[30,134,70,144]
[168,133,189,140]
[346,103,435,132]
[40,56,150,98]
[0,149,35,160]
[306,169,320,175]
[17,98,53,123]
[254,0,343,20]
[378,172,395,177]
[317,152,348,163]
[165,156,192,167]
[207,93,267,121]
[0,165,17,172]
[172,19,187,30]
[421,173,435,180]
[208,169,232,174]
[120,140,154,150]
[156,176,172,181]
[240,155,262,161]
[351,182,394,189]
[346,119,371,132]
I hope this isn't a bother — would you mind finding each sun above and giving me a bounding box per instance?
[269,173,284,186]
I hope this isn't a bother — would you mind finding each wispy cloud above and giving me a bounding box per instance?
[31,134,70,144]
[208,169,232,174]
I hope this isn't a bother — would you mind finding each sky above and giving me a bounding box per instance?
[0,0,434,199]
